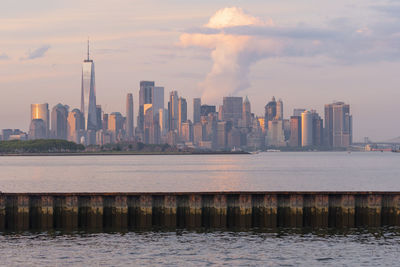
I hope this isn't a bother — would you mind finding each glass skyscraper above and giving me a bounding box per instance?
[81,40,97,130]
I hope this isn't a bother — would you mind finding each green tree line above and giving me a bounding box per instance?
[0,139,85,153]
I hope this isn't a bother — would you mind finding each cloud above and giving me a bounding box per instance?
[21,45,51,60]
[180,6,400,102]
[0,53,9,60]
[179,7,288,102]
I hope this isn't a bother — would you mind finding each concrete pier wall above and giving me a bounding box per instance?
[0,192,399,231]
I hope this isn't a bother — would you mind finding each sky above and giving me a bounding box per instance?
[0,0,399,142]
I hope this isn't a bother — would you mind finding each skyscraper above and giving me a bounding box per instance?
[96,105,102,130]
[158,108,168,135]
[126,93,134,139]
[301,111,313,147]
[264,97,277,129]
[29,119,47,140]
[168,91,179,131]
[51,104,69,140]
[31,103,49,138]
[178,97,187,136]
[311,110,323,146]
[138,81,154,132]
[276,98,283,120]
[242,96,251,128]
[81,40,97,130]
[293,108,306,117]
[289,116,301,147]
[267,120,285,146]
[200,105,216,117]
[153,86,164,116]
[221,97,243,126]
[324,102,352,147]
[193,98,201,124]
[108,112,124,143]
[67,109,85,143]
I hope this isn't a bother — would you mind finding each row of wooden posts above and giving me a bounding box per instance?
[0,192,399,231]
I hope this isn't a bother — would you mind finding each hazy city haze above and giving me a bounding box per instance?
[1,0,399,141]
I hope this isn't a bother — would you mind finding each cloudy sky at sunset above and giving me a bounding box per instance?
[1,0,400,141]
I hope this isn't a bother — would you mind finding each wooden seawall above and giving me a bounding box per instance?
[1,192,399,231]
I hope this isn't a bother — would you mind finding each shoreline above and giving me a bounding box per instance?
[0,151,251,156]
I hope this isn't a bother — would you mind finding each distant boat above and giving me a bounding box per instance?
[266,149,281,152]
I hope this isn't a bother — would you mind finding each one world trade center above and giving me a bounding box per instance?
[81,40,97,131]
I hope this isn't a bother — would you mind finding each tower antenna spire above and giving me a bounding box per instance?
[87,37,90,60]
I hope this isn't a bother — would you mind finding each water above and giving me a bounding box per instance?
[1,229,400,266]
[1,152,400,266]
[0,152,398,192]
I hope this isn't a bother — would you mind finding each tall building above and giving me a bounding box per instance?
[200,105,216,117]
[267,120,285,147]
[168,91,179,131]
[96,105,102,130]
[217,121,228,150]
[264,97,277,129]
[324,102,352,147]
[193,123,204,146]
[293,108,306,117]
[301,111,313,147]
[222,97,243,126]
[81,40,98,130]
[289,116,301,147]
[178,97,187,136]
[311,110,323,146]
[276,99,283,120]
[202,113,218,149]
[126,93,134,140]
[31,103,49,138]
[51,104,69,140]
[181,121,193,143]
[138,81,154,132]
[29,119,47,140]
[102,113,109,130]
[193,98,201,124]
[67,109,85,143]
[158,108,168,135]
[153,86,164,116]
[242,96,251,128]
[108,112,124,143]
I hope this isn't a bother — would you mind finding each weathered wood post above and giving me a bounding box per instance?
[139,195,152,229]
[6,195,29,231]
[252,194,277,228]
[278,194,303,227]
[30,196,54,230]
[227,194,252,228]
[382,194,400,226]
[202,194,227,228]
[54,195,78,230]
[304,194,329,228]
[356,194,382,227]
[104,195,128,230]
[78,195,104,230]
[0,195,5,231]
[329,194,355,228]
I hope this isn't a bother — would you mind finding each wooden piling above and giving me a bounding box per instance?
[1,192,400,231]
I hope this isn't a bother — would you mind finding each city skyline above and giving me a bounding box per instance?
[0,44,357,146]
[1,1,400,141]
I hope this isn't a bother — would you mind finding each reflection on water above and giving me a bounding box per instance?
[1,228,399,266]
[0,152,399,192]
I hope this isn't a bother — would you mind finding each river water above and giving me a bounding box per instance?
[1,229,400,266]
[1,152,400,266]
[0,152,399,192]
